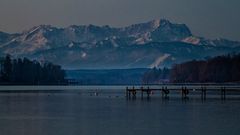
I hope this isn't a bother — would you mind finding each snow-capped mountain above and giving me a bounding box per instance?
[0,19,240,69]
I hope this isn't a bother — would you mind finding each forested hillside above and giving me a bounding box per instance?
[0,55,66,85]
[170,54,240,83]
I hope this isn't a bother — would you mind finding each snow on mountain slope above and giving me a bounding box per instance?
[0,19,240,68]
[150,54,171,68]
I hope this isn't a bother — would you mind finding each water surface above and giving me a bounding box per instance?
[0,86,240,135]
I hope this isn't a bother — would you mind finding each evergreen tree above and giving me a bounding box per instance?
[2,54,12,82]
[0,55,66,85]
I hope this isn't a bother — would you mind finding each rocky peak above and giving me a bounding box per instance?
[159,19,171,26]
[151,19,192,42]
[148,19,161,29]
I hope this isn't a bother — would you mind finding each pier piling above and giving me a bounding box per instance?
[201,86,207,100]
[221,87,226,100]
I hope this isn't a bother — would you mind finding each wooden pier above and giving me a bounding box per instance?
[126,84,240,100]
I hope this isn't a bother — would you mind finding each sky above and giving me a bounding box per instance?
[0,0,239,40]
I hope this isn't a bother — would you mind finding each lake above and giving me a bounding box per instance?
[0,86,240,135]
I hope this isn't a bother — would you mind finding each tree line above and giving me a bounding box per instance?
[142,67,170,84]
[0,55,66,85]
[170,54,240,83]
[142,53,240,84]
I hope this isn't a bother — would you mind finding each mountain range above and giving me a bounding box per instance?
[0,19,240,69]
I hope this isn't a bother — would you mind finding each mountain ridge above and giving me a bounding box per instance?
[0,19,240,69]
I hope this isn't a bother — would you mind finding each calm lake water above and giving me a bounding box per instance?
[0,86,240,135]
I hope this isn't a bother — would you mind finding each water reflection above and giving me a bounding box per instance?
[0,90,240,135]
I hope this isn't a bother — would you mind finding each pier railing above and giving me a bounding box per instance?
[126,84,240,100]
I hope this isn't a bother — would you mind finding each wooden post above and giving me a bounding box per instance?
[185,87,189,98]
[161,87,169,98]
[126,87,128,98]
[221,87,223,99]
[224,87,226,99]
[182,87,187,99]
[147,87,150,98]
[161,87,164,98]
[181,86,188,99]
[204,87,206,100]
[128,87,131,98]
[133,86,137,98]
[181,86,184,98]
[201,86,206,100]
[141,87,143,99]
[132,86,135,98]
[165,87,168,97]
[201,86,203,99]
[221,87,226,100]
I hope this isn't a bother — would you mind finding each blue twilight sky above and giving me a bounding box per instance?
[0,0,239,40]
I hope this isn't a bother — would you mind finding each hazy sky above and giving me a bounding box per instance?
[0,0,239,40]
